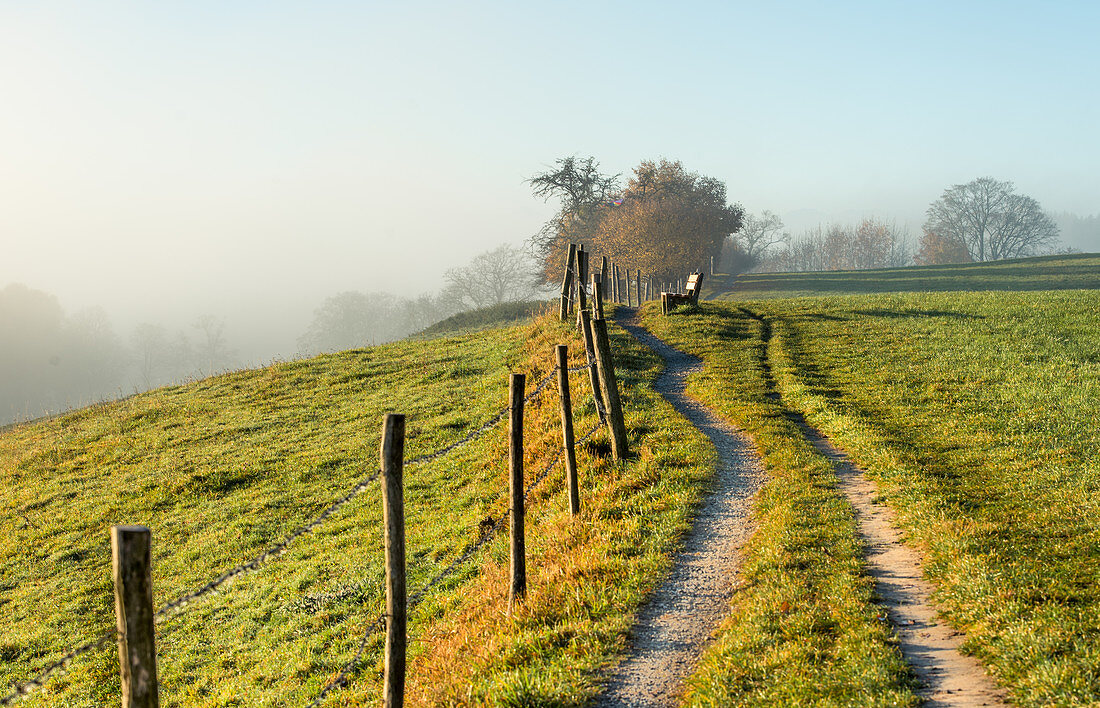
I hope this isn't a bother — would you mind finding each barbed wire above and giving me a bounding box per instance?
[302,609,387,708]
[2,363,592,707]
[0,628,116,707]
[305,418,603,707]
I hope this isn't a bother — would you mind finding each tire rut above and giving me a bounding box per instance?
[742,307,1008,708]
[594,311,764,707]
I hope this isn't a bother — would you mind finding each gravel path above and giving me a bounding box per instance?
[595,312,764,707]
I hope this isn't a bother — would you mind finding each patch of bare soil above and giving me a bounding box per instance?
[595,313,764,707]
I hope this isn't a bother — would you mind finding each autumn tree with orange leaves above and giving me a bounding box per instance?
[529,157,743,283]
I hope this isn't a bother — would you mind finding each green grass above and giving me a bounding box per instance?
[1,312,716,706]
[757,290,1100,705]
[707,253,1100,300]
[413,299,551,338]
[641,303,918,706]
[649,284,1100,705]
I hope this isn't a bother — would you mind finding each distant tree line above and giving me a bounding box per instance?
[0,283,239,425]
[296,243,544,355]
[726,177,1066,274]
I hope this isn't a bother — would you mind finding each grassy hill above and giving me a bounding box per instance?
[1,311,719,706]
[6,255,1100,706]
[707,252,1100,300]
[413,299,550,338]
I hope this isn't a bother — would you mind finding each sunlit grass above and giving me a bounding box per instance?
[0,310,715,706]
[641,303,918,705]
[756,289,1100,704]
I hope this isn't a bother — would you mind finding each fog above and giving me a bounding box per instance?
[3,2,1099,424]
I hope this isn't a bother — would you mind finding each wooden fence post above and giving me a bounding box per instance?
[380,413,406,708]
[576,249,589,325]
[509,373,526,605]
[591,276,605,321]
[555,345,580,515]
[636,270,642,303]
[111,525,159,708]
[559,244,577,321]
[591,318,629,459]
[625,268,633,307]
[579,310,605,422]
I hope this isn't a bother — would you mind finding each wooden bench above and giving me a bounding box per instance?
[661,271,704,314]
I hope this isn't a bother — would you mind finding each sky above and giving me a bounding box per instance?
[3,0,1099,359]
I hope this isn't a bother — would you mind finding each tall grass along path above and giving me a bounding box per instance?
[596,311,764,706]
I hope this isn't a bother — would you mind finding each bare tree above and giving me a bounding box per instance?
[734,210,790,265]
[192,315,236,375]
[924,177,1059,262]
[442,244,540,310]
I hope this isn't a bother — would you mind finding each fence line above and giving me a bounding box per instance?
[4,245,625,705]
[1,365,569,707]
[306,417,603,706]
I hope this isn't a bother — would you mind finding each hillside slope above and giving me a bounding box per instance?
[1,312,719,706]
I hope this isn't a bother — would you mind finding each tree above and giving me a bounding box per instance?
[761,219,912,272]
[192,315,237,375]
[731,210,789,266]
[442,244,540,310]
[588,159,743,281]
[923,177,1059,262]
[913,230,972,266]
[528,156,620,280]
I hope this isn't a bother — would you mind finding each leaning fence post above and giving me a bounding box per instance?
[509,373,526,606]
[591,318,629,460]
[576,249,589,328]
[111,525,159,708]
[591,276,605,321]
[625,268,633,307]
[380,413,406,708]
[559,244,577,321]
[555,345,580,516]
[579,310,605,423]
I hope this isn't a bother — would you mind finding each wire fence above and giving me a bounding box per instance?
[2,361,603,707]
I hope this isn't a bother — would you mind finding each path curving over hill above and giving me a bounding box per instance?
[595,311,764,707]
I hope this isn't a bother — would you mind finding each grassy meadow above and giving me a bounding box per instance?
[647,254,1100,705]
[1,310,718,706]
[706,252,1100,300]
[6,253,1100,706]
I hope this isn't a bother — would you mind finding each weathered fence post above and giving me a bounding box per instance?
[636,270,642,304]
[555,345,580,515]
[710,255,714,276]
[509,373,526,605]
[559,244,577,321]
[591,318,629,459]
[625,268,633,307]
[111,525,159,708]
[579,310,605,422]
[380,413,406,708]
[591,276,605,321]
[576,248,589,325]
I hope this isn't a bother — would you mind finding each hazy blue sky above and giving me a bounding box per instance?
[3,1,1099,354]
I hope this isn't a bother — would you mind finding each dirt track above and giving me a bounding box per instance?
[597,309,1007,706]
